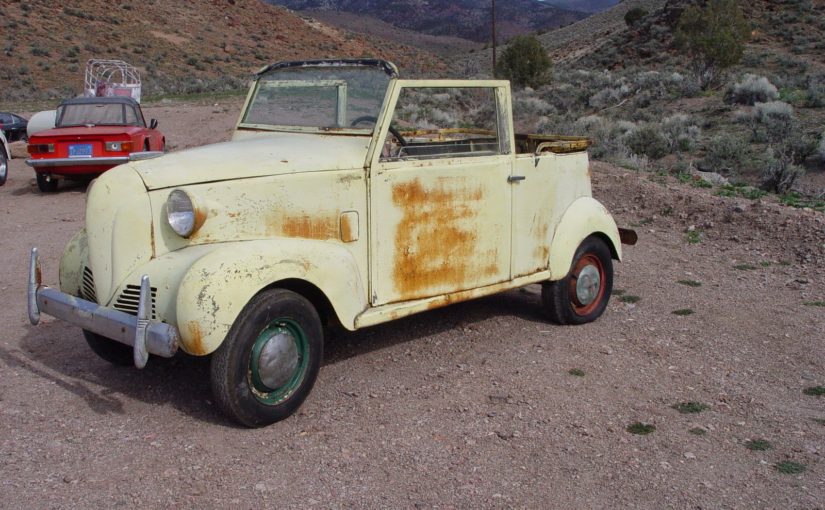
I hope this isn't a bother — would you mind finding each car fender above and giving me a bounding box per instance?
[175,239,367,356]
[547,197,622,280]
[58,227,89,296]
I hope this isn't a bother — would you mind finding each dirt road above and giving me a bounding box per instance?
[1,100,823,508]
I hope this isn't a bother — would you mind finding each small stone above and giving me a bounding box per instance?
[684,452,696,459]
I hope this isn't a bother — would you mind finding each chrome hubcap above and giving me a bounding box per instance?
[576,265,601,305]
[257,330,299,390]
[0,158,7,179]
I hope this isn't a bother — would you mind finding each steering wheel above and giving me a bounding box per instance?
[351,115,406,146]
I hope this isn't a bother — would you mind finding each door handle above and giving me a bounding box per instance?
[507,175,526,183]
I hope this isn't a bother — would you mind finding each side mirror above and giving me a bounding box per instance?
[149,119,158,130]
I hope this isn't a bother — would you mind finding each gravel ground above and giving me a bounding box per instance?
[1,101,823,508]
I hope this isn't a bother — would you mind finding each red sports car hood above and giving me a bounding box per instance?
[30,125,145,139]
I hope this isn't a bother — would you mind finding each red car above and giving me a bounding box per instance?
[26,97,165,192]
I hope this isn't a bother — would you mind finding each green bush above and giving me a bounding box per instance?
[675,0,751,89]
[496,35,552,89]
[625,7,648,27]
[627,125,671,160]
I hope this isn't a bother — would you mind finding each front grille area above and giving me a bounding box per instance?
[79,266,97,303]
[113,284,157,320]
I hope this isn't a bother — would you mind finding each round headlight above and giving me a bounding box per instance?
[166,189,197,237]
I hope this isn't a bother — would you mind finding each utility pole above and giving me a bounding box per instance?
[491,0,497,77]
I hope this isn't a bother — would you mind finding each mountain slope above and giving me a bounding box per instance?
[264,0,588,42]
[539,0,622,13]
[0,0,447,103]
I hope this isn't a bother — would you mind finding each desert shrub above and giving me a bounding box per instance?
[751,101,795,142]
[819,133,825,162]
[588,83,632,109]
[807,77,825,107]
[556,115,635,161]
[701,133,750,174]
[675,0,751,89]
[727,74,779,105]
[626,125,670,159]
[661,114,701,153]
[625,7,648,27]
[496,35,552,89]
[666,72,701,98]
[762,147,805,193]
[513,91,557,117]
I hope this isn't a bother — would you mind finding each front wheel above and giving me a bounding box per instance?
[210,289,323,427]
[541,236,613,325]
[83,330,134,366]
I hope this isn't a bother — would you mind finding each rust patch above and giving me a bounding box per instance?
[391,178,491,300]
[186,321,207,355]
[280,214,339,240]
[340,212,358,243]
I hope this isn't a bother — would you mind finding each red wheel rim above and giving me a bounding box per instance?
[568,253,605,316]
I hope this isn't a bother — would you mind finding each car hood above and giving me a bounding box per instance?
[131,132,372,190]
[30,125,146,138]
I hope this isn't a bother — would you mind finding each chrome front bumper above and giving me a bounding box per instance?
[28,248,179,368]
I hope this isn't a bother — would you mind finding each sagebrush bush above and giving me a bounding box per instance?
[549,115,635,161]
[661,114,701,153]
[701,134,750,174]
[762,147,805,193]
[818,132,825,162]
[727,74,779,105]
[752,101,795,142]
[626,125,670,159]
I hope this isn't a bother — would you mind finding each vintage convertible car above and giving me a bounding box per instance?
[28,59,636,427]
[25,96,164,192]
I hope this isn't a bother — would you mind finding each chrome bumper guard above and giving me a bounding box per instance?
[28,248,179,368]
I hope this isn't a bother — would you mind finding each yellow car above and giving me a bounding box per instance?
[28,59,635,427]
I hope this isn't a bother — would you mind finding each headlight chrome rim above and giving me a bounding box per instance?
[166,189,199,238]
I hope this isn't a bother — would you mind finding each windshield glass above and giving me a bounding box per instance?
[240,64,392,133]
[57,103,143,127]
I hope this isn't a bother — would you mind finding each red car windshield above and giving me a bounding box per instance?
[56,103,143,127]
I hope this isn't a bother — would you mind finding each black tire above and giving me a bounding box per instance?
[541,236,613,325]
[210,289,323,427]
[36,173,58,192]
[83,330,134,366]
[0,149,7,186]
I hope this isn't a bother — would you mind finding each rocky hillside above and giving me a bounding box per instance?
[264,0,588,42]
[0,0,447,103]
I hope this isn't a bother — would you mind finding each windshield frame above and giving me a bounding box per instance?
[236,59,398,136]
[55,101,145,128]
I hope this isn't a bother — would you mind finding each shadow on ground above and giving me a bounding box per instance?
[5,286,550,427]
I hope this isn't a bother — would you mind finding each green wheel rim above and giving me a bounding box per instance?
[248,318,309,405]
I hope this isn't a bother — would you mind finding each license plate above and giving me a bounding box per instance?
[68,144,93,158]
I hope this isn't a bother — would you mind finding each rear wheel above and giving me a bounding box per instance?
[36,173,58,192]
[83,330,134,366]
[210,289,323,427]
[541,236,613,325]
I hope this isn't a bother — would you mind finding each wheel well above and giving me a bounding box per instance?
[144,139,150,150]
[266,279,342,333]
[592,232,619,260]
